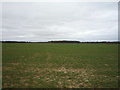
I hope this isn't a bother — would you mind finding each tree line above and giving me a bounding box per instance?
[1,40,120,43]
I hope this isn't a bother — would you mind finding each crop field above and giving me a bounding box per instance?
[2,43,119,88]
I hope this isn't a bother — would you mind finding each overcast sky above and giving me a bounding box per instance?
[2,2,118,42]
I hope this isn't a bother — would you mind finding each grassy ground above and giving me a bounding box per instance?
[2,43,119,88]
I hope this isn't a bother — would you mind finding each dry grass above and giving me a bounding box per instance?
[3,63,97,88]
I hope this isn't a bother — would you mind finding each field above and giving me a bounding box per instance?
[2,43,119,88]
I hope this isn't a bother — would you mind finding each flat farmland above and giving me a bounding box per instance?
[2,43,119,88]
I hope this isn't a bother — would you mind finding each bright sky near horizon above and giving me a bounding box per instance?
[2,2,118,42]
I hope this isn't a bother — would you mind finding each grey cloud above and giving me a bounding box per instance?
[2,2,118,41]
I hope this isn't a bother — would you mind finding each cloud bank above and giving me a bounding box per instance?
[2,2,118,41]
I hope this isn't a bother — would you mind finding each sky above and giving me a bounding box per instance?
[2,2,118,42]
